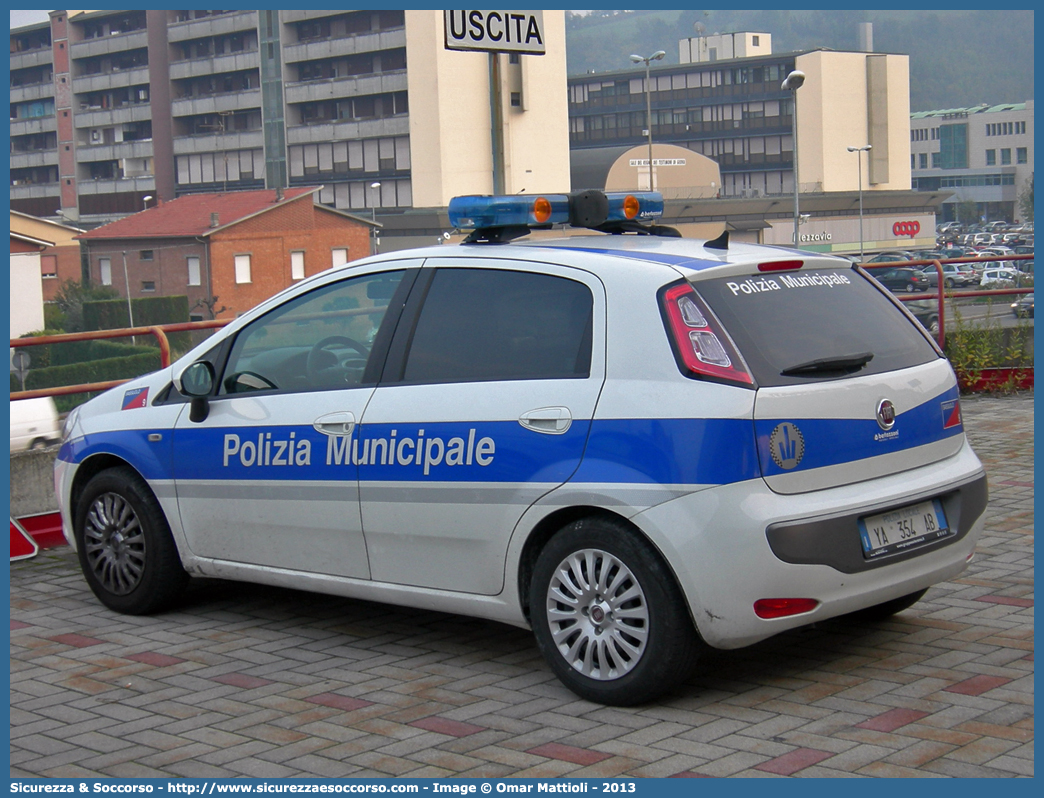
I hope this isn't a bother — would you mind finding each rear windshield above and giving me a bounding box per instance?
[695,267,940,387]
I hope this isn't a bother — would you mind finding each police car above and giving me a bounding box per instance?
[55,190,987,706]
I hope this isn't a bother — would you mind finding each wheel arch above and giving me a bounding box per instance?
[515,505,699,635]
[70,453,143,519]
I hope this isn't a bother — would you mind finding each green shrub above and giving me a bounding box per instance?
[10,351,163,412]
[84,294,191,350]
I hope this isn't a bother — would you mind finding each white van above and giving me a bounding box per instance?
[10,397,60,452]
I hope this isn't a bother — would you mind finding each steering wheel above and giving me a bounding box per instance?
[306,335,370,385]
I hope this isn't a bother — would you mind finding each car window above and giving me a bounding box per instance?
[402,267,593,384]
[220,270,405,395]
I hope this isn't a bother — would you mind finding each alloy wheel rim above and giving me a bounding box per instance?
[83,492,146,595]
[545,548,649,681]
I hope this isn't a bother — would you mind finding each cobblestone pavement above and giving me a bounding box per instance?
[10,393,1033,778]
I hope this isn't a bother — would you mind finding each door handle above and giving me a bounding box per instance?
[313,411,356,436]
[519,407,572,435]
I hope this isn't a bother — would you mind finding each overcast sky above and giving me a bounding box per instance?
[11,9,51,28]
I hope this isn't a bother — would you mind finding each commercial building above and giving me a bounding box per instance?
[10,10,570,229]
[910,101,1034,224]
[567,32,950,255]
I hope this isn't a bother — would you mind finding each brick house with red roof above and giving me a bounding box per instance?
[76,187,376,320]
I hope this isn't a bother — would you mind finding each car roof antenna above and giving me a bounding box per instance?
[704,230,729,251]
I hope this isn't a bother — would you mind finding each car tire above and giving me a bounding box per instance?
[843,588,928,623]
[74,466,189,615]
[944,278,954,289]
[28,438,48,451]
[927,317,940,337]
[529,517,704,706]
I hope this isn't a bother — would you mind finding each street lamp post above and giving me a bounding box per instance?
[782,69,806,247]
[369,182,381,254]
[630,50,666,191]
[142,195,153,211]
[847,145,872,261]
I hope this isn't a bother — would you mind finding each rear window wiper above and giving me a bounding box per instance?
[780,352,874,377]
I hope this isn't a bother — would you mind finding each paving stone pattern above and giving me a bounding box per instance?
[10,393,1033,778]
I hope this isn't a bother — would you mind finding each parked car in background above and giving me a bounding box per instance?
[1011,293,1034,318]
[863,251,913,265]
[979,268,1019,289]
[920,263,978,288]
[872,267,930,292]
[10,397,61,452]
[904,300,940,337]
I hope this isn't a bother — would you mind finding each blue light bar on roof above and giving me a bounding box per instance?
[448,190,665,231]
[448,194,569,229]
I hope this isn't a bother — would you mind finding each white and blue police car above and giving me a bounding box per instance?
[55,190,987,705]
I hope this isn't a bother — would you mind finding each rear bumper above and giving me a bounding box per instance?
[632,440,987,649]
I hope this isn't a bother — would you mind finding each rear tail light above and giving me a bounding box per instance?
[661,283,754,386]
[754,598,819,619]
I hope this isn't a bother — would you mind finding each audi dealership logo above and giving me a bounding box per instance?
[893,221,921,238]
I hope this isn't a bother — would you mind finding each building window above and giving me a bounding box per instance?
[510,92,521,108]
[985,149,996,166]
[919,153,928,169]
[141,281,156,292]
[1017,147,1028,164]
[291,250,305,280]
[235,254,251,284]
[41,255,57,279]
[139,250,153,261]
[331,248,348,269]
[752,35,760,45]
[99,257,112,286]
[931,152,941,168]
[1001,148,1012,165]
[187,256,201,286]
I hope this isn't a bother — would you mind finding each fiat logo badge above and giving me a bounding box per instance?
[876,399,897,430]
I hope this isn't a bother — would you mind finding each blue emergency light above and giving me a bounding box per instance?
[448,189,667,242]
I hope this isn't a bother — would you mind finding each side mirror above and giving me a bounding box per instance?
[179,361,215,423]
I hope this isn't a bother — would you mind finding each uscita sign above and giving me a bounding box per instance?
[444,10,546,55]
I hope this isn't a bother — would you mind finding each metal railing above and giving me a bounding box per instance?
[10,319,228,401]
[860,253,1033,349]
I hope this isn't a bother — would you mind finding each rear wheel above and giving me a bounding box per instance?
[74,466,189,615]
[843,588,928,623]
[904,283,915,293]
[529,517,703,705]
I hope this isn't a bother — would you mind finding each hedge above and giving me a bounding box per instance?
[83,294,191,350]
[10,351,163,413]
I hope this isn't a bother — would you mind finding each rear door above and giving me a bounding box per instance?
[691,264,965,495]
[357,258,605,595]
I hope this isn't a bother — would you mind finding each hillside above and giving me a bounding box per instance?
[566,10,1034,112]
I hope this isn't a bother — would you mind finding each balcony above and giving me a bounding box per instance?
[171,89,263,119]
[10,48,53,70]
[70,30,148,59]
[167,11,258,43]
[169,51,260,80]
[284,72,406,104]
[10,116,58,137]
[10,149,59,170]
[173,130,265,154]
[285,115,409,145]
[76,140,155,163]
[72,67,150,94]
[74,104,153,129]
[281,29,406,63]
[77,175,156,195]
[10,82,55,105]
[10,184,61,202]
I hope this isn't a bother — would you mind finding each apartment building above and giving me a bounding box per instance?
[910,101,1034,224]
[567,40,911,200]
[10,10,570,229]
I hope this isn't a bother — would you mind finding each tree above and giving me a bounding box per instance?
[52,279,119,332]
[1018,174,1034,222]
[956,198,979,227]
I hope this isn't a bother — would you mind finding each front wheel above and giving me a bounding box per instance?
[529,518,703,705]
[74,466,189,615]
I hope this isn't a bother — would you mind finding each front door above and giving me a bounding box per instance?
[172,267,412,579]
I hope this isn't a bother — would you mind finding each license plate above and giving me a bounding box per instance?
[858,500,950,559]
